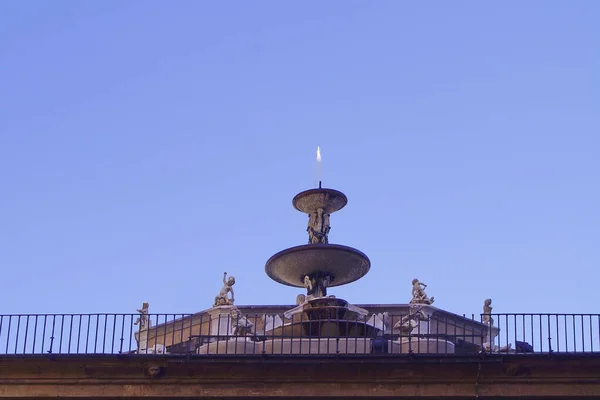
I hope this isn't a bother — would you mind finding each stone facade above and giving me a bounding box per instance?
[2,354,600,398]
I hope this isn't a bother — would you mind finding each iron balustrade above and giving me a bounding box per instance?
[0,313,598,356]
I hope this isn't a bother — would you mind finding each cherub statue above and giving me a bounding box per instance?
[319,275,331,297]
[134,302,150,331]
[230,307,254,336]
[307,208,330,244]
[303,274,331,298]
[303,275,315,298]
[307,212,318,244]
[482,298,494,326]
[323,212,331,238]
[410,279,434,305]
[214,272,235,306]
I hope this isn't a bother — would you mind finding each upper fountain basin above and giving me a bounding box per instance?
[292,188,348,214]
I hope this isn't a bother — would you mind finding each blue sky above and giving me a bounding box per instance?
[1,2,598,317]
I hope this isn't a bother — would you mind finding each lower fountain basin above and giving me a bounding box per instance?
[269,297,377,338]
[303,297,349,320]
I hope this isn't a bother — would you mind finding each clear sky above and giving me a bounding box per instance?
[1,2,598,317]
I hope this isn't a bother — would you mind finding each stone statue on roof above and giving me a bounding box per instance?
[134,302,150,331]
[410,278,434,305]
[230,307,254,336]
[214,272,235,306]
[482,298,494,326]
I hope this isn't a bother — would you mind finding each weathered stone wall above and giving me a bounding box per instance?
[1,354,599,398]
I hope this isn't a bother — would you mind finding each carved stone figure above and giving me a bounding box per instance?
[312,275,329,297]
[214,272,235,306]
[481,298,505,353]
[483,342,512,353]
[394,304,427,335]
[410,279,434,305]
[303,274,331,298]
[303,275,315,298]
[320,275,330,297]
[482,298,494,326]
[230,307,254,336]
[307,212,317,243]
[323,212,330,237]
[134,302,150,331]
[147,365,163,378]
[296,294,306,305]
[307,207,331,244]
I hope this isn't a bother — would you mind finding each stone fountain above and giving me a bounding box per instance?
[264,182,376,338]
[196,178,484,355]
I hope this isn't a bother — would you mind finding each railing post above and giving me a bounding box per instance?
[48,315,56,354]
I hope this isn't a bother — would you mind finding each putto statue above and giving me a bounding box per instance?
[307,207,331,244]
[229,307,254,337]
[481,298,511,352]
[303,275,315,298]
[134,302,150,331]
[303,274,331,298]
[319,275,330,297]
[410,279,434,305]
[482,298,494,326]
[214,272,236,306]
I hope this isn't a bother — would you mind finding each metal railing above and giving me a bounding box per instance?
[0,313,598,356]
